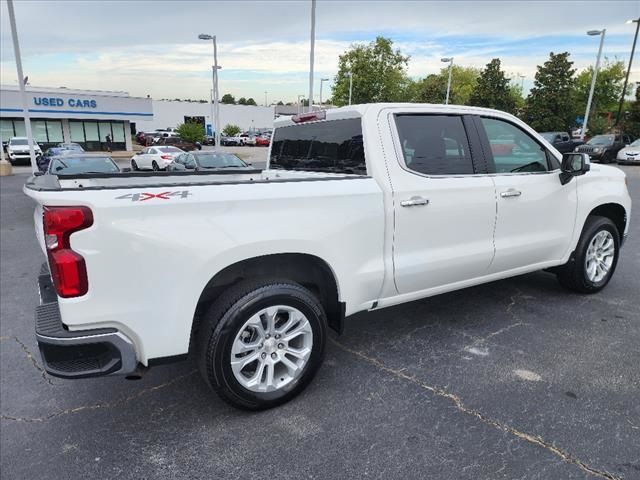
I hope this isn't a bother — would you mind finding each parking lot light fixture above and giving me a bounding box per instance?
[582,29,606,139]
[199,33,222,149]
[441,57,454,105]
[319,78,329,108]
[615,18,640,125]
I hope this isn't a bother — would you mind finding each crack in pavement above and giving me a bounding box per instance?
[13,336,56,386]
[0,370,197,423]
[331,338,620,480]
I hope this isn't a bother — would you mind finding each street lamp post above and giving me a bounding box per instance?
[297,94,305,114]
[7,0,37,172]
[582,29,606,139]
[308,0,316,112]
[615,18,640,125]
[518,74,525,91]
[346,72,353,105]
[319,78,329,107]
[441,57,454,105]
[199,33,221,149]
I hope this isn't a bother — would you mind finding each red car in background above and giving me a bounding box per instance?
[255,135,271,147]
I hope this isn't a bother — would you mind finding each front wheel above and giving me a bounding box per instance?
[197,279,327,410]
[152,160,159,171]
[131,159,139,171]
[557,216,620,293]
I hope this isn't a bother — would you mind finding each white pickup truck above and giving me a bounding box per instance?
[25,104,631,410]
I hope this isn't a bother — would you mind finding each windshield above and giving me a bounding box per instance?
[59,143,84,151]
[49,156,119,175]
[540,133,556,142]
[157,146,182,153]
[195,152,248,168]
[587,135,614,146]
[10,139,28,145]
[629,139,640,147]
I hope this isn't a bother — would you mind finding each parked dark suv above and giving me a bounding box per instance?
[540,131,584,153]
[574,133,633,163]
[155,136,202,151]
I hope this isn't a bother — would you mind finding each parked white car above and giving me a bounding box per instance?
[617,138,640,165]
[130,146,184,170]
[6,137,42,164]
[25,103,631,411]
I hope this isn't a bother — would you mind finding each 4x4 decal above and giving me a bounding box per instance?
[116,190,192,202]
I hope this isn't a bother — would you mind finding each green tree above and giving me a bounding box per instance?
[332,36,411,106]
[222,124,241,136]
[522,52,577,132]
[246,98,257,106]
[574,59,626,128]
[410,66,479,105]
[176,121,205,143]
[469,59,516,113]
[276,100,284,106]
[238,97,247,105]
[221,93,236,104]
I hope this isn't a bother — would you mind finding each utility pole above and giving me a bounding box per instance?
[615,18,639,126]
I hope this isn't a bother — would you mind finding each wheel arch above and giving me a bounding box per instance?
[190,253,344,351]
[588,203,627,243]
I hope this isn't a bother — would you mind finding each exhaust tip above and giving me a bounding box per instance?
[125,364,148,380]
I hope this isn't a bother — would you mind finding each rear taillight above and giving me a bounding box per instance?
[160,154,172,160]
[43,206,93,298]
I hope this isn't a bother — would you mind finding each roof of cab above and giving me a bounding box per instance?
[273,102,522,129]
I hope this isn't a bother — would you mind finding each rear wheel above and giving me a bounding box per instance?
[197,279,327,410]
[557,216,620,293]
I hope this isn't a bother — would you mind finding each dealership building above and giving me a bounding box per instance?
[148,100,274,135]
[1,85,275,152]
[0,85,153,151]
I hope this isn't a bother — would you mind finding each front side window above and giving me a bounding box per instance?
[270,118,366,174]
[479,117,549,173]
[394,114,474,176]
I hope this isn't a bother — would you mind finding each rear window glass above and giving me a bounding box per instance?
[395,114,474,175]
[49,156,119,175]
[158,146,182,152]
[270,118,366,174]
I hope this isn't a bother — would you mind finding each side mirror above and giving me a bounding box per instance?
[560,153,590,185]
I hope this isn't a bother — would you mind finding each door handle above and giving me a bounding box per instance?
[500,189,522,198]
[400,196,429,207]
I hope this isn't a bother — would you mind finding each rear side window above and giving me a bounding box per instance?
[270,118,366,174]
[394,115,474,175]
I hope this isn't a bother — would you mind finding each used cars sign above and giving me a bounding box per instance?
[33,97,97,108]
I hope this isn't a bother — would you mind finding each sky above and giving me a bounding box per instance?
[1,0,639,104]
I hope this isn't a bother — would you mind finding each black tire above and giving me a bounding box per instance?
[197,279,327,410]
[556,216,620,293]
[131,159,139,171]
[152,161,159,171]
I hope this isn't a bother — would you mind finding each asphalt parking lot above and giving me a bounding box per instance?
[1,166,639,479]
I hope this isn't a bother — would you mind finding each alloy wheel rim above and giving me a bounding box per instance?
[230,305,313,393]
[585,230,615,283]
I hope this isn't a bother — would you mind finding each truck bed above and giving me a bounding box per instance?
[24,168,365,192]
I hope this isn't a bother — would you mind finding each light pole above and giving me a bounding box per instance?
[441,57,454,105]
[199,33,221,149]
[308,0,316,112]
[264,91,268,107]
[582,29,606,139]
[7,0,37,172]
[319,78,329,107]
[297,94,305,114]
[615,18,640,125]
[346,72,353,105]
[518,74,525,91]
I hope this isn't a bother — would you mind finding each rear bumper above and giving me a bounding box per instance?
[36,265,138,379]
